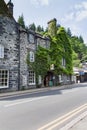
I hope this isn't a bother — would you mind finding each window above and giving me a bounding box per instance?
[29,34,34,43]
[30,51,34,62]
[29,71,35,85]
[67,75,70,81]
[62,57,66,67]
[0,70,9,88]
[0,45,4,58]
[46,40,50,49]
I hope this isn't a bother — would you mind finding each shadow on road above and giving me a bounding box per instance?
[0,82,87,101]
[0,89,62,101]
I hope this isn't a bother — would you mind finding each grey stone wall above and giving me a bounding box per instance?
[0,16,19,91]
[19,29,50,89]
[19,28,39,89]
[19,29,30,89]
[0,15,50,91]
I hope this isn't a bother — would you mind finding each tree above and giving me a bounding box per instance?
[18,14,25,28]
[66,28,72,37]
[79,35,84,43]
[70,36,87,60]
[36,25,44,32]
[29,23,36,31]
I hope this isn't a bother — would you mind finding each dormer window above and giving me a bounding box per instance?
[30,51,35,62]
[0,45,4,58]
[29,34,34,43]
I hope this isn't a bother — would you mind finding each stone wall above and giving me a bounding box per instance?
[19,28,37,89]
[0,16,19,91]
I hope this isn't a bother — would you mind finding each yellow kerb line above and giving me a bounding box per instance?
[38,103,87,130]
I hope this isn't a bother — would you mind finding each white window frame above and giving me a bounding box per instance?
[0,45,4,58]
[62,57,66,67]
[30,51,35,62]
[0,70,9,89]
[29,71,35,85]
[59,74,63,83]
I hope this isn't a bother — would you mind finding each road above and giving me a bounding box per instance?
[0,83,87,130]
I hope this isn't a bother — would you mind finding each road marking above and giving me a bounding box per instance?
[59,110,87,130]
[38,103,87,130]
[4,96,49,107]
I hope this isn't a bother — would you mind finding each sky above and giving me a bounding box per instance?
[4,0,87,44]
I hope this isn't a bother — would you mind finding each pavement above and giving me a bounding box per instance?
[60,110,87,130]
[0,83,75,99]
[0,83,87,130]
[69,112,87,130]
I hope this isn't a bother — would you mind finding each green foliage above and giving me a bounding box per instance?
[0,0,13,18]
[69,35,87,66]
[27,46,50,85]
[48,19,57,37]
[29,23,36,31]
[26,17,87,82]
[57,27,73,74]
[79,35,84,43]
[36,25,44,32]
[18,14,25,28]
[66,28,72,37]
[44,26,73,75]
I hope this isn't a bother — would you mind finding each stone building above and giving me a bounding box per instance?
[0,0,50,91]
[0,0,74,92]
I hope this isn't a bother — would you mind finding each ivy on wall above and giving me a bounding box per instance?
[27,46,51,86]
[57,27,73,74]
[50,27,73,75]
[27,20,73,86]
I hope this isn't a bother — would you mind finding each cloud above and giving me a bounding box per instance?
[74,1,87,21]
[76,9,87,21]
[62,1,87,22]
[30,0,49,6]
[75,1,87,10]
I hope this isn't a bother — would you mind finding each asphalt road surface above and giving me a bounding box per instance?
[0,83,87,130]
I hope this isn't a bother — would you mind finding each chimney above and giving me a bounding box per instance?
[7,0,14,16]
[47,18,57,37]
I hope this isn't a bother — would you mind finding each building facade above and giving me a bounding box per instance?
[0,0,74,92]
[0,0,50,91]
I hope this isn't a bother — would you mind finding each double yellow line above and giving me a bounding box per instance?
[38,103,87,130]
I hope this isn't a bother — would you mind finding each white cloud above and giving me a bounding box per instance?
[76,9,87,21]
[74,1,87,21]
[62,1,87,23]
[75,1,87,10]
[62,12,74,22]
[30,0,49,6]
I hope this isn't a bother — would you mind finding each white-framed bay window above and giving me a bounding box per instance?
[0,70,9,88]
[0,45,4,58]
[29,71,35,85]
